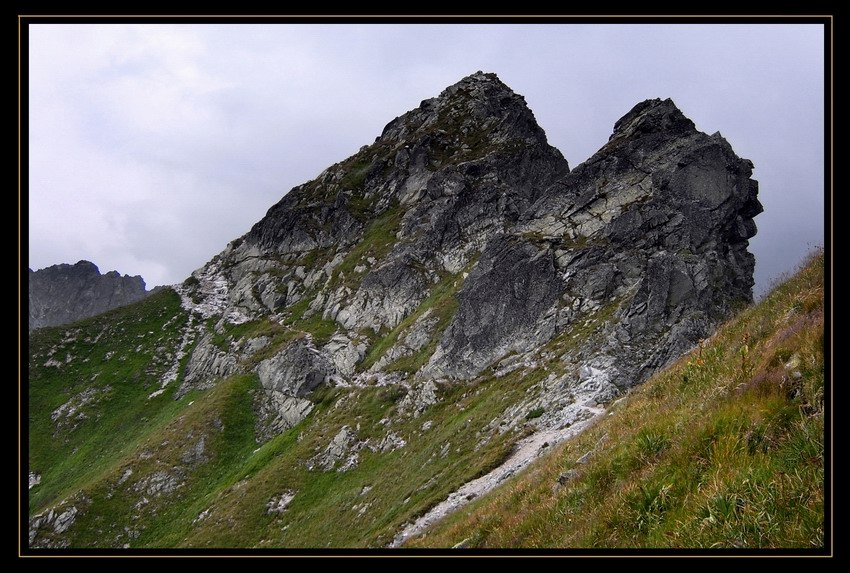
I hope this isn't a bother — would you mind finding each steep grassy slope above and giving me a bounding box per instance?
[27,252,824,550]
[29,356,550,548]
[28,289,194,516]
[408,251,825,549]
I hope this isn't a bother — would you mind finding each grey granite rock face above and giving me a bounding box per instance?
[29,261,148,331]
[252,338,334,440]
[179,74,759,430]
[423,98,761,382]
[177,332,241,398]
[423,235,561,379]
[242,72,568,258]
[516,97,761,388]
[336,258,429,332]
[212,72,569,322]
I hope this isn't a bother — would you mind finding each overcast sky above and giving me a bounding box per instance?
[27,23,825,297]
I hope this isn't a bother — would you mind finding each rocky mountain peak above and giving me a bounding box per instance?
[239,71,568,270]
[610,97,696,141]
[176,74,760,441]
[378,71,553,153]
[29,261,148,331]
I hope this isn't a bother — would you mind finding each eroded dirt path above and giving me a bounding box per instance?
[389,404,605,547]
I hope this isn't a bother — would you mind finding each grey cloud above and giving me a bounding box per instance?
[28,23,825,295]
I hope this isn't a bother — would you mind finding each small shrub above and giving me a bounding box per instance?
[705,492,744,524]
[525,407,545,420]
[628,481,673,533]
[635,429,670,463]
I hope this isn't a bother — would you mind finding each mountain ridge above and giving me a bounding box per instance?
[28,260,148,332]
[26,72,790,551]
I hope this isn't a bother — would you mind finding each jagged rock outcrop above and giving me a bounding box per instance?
[256,338,332,397]
[253,338,334,439]
[177,72,759,439]
[29,260,148,331]
[423,234,561,379]
[209,71,569,327]
[29,504,80,548]
[177,331,241,398]
[178,71,573,425]
[426,97,762,385]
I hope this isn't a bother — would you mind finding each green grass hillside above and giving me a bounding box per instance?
[28,288,553,548]
[28,251,825,550]
[408,250,825,549]
[28,289,194,517]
